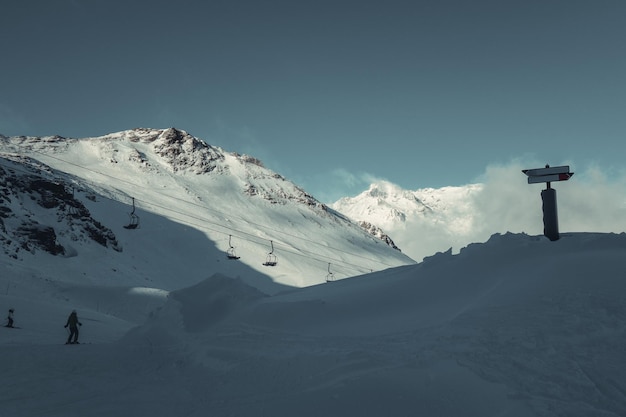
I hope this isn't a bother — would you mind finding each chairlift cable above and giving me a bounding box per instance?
[20,148,400,272]
[26,148,393,265]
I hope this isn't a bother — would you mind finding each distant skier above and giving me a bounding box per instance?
[6,309,14,328]
[64,310,82,344]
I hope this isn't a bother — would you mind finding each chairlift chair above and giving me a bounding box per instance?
[124,212,140,229]
[123,197,140,230]
[226,235,240,260]
[67,204,81,217]
[67,187,81,217]
[326,263,335,282]
[262,240,277,266]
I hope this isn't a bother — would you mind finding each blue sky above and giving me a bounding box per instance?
[2,0,625,202]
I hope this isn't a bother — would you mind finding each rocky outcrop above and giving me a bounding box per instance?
[0,155,121,258]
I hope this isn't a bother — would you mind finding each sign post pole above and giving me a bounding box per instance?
[541,187,559,241]
[522,164,573,241]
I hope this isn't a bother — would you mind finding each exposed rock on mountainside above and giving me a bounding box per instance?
[357,221,400,251]
[138,128,225,174]
[0,155,121,259]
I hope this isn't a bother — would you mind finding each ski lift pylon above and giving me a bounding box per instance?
[226,235,240,260]
[262,240,277,266]
[123,197,140,229]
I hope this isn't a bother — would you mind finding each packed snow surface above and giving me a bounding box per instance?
[2,232,625,416]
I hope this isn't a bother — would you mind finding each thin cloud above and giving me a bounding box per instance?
[558,164,626,232]
[331,170,386,193]
[296,169,385,204]
[330,169,360,189]
[204,118,266,158]
[0,102,30,136]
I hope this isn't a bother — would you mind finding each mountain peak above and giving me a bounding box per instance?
[95,127,225,174]
[151,128,224,174]
[333,180,433,228]
[332,181,485,261]
[365,180,402,199]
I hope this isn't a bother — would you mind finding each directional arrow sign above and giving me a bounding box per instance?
[522,165,570,177]
[527,173,574,184]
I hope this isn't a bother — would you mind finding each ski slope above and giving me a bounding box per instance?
[1,232,625,416]
[0,129,414,294]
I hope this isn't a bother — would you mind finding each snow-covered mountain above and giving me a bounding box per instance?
[332,180,484,261]
[0,128,414,295]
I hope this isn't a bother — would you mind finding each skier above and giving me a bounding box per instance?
[6,309,14,328]
[64,310,82,344]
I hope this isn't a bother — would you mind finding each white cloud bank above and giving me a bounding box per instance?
[340,160,626,262]
[475,160,626,236]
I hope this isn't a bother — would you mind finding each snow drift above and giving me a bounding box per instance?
[2,232,624,417]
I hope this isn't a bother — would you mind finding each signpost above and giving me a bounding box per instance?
[522,165,574,241]
[526,173,573,184]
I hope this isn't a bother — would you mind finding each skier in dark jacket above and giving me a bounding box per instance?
[64,310,82,344]
[6,309,14,328]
